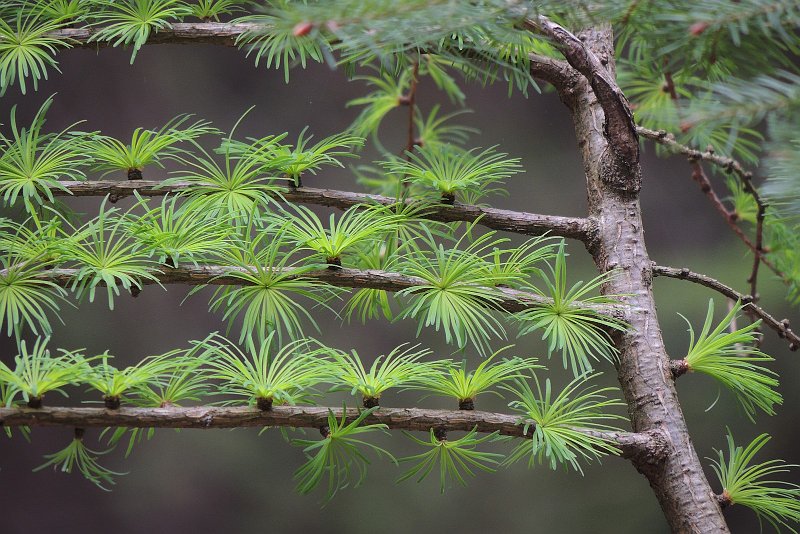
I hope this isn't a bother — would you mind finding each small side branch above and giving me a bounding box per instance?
[53,181,594,241]
[0,405,662,461]
[652,264,799,350]
[36,265,626,319]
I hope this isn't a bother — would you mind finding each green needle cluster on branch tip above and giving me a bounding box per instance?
[0,337,85,408]
[0,97,91,216]
[503,373,626,473]
[88,114,216,181]
[88,0,190,64]
[681,299,781,421]
[291,406,395,503]
[416,346,542,410]
[199,331,333,409]
[397,427,503,493]
[34,430,125,491]
[710,431,800,533]
[382,145,522,204]
[326,343,441,407]
[0,11,70,96]
[515,243,627,377]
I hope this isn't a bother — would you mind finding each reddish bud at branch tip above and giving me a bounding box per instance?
[293,21,314,37]
[689,21,709,36]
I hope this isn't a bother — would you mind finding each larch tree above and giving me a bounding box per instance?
[1,1,800,532]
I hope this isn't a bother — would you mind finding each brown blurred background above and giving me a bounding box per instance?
[0,40,797,534]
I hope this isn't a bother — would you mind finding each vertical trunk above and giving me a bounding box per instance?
[558,27,730,532]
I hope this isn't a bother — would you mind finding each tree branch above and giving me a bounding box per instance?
[0,405,663,461]
[638,127,783,284]
[34,265,625,319]
[50,22,262,47]
[523,17,640,170]
[52,181,594,241]
[652,264,799,350]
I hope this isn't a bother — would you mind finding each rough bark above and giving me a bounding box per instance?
[54,181,592,241]
[0,405,662,461]
[32,265,625,318]
[555,27,730,533]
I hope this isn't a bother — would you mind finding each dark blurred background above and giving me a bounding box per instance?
[0,40,797,534]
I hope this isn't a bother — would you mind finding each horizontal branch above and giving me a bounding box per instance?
[39,265,625,319]
[0,405,662,460]
[55,181,594,241]
[652,264,799,350]
[51,22,262,48]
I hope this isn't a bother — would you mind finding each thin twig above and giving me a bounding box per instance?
[652,264,799,350]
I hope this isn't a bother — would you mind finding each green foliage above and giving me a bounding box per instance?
[503,374,625,473]
[222,128,364,185]
[201,227,337,349]
[187,0,244,21]
[397,224,511,355]
[291,406,394,502]
[83,350,177,407]
[0,10,70,95]
[125,193,232,267]
[234,1,326,83]
[397,427,502,493]
[34,430,125,490]
[88,0,191,64]
[0,337,85,407]
[167,115,289,221]
[682,300,781,421]
[382,145,521,204]
[41,0,89,23]
[58,198,159,309]
[326,343,439,406]
[417,346,541,409]
[516,243,627,376]
[0,97,90,215]
[280,203,402,265]
[346,68,411,139]
[710,431,800,533]
[88,115,215,180]
[0,248,68,337]
[199,332,332,408]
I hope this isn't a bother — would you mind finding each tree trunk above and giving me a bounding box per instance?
[558,26,730,533]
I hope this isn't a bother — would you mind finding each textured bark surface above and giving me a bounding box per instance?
[54,181,592,241]
[557,27,730,532]
[33,265,624,318]
[0,405,660,460]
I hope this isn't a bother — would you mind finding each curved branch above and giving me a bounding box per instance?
[652,264,799,350]
[523,17,639,168]
[36,265,626,319]
[0,405,663,461]
[54,181,594,241]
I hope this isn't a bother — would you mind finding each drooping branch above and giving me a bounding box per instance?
[34,265,625,319]
[0,405,663,461]
[53,181,594,241]
[652,264,799,350]
[639,127,783,286]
